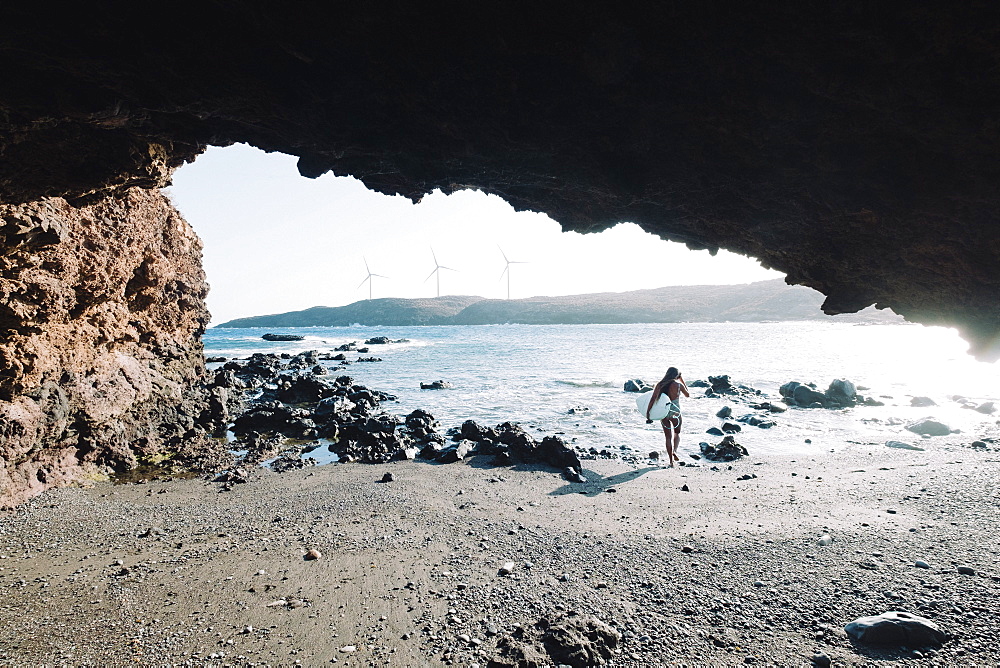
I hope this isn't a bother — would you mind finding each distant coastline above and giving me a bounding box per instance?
[214,279,904,328]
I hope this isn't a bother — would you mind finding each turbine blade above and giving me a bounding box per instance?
[498,246,509,263]
[499,266,508,280]
[424,268,438,283]
[363,256,371,272]
[372,273,389,279]
[357,276,370,289]
[440,266,458,272]
[431,247,439,265]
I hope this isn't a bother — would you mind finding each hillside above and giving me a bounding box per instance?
[215,280,902,327]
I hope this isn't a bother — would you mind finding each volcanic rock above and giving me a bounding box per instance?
[844,611,948,648]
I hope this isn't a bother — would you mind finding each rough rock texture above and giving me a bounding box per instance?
[0,189,214,505]
[1,5,999,356]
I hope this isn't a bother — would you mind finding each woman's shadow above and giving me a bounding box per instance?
[549,465,661,497]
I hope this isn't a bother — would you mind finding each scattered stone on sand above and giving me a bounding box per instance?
[700,435,748,462]
[818,534,834,546]
[716,405,733,418]
[957,565,976,575]
[498,562,516,575]
[906,419,952,436]
[304,548,322,560]
[844,611,948,648]
[914,560,931,569]
[562,467,587,483]
[812,651,832,667]
[380,472,394,483]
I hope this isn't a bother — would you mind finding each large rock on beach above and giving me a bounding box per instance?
[793,384,827,407]
[910,396,937,407]
[420,380,453,390]
[826,378,857,406]
[906,419,952,436]
[844,611,948,648]
[623,379,651,393]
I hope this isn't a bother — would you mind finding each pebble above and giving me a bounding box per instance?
[304,548,322,560]
[818,534,833,546]
[380,472,394,483]
[957,565,976,575]
[681,484,690,492]
[682,545,694,553]
[914,560,931,569]
[498,562,516,575]
[338,645,357,653]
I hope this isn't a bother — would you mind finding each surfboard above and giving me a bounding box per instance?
[635,390,678,421]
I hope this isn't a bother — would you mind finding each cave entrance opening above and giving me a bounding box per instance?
[166,144,783,327]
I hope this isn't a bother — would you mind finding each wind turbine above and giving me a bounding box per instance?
[424,247,457,298]
[357,257,388,300]
[498,246,527,300]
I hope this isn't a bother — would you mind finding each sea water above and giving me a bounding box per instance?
[203,322,1000,458]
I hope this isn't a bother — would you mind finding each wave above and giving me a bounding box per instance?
[553,379,619,388]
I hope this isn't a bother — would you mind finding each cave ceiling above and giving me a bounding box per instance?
[1,4,999,357]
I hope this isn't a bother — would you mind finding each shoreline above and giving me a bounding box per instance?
[2,443,998,666]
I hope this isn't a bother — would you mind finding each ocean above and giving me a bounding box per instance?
[203,322,1000,458]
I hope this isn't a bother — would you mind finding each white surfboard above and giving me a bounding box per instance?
[635,390,679,421]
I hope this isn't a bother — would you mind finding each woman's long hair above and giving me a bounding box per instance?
[660,367,680,385]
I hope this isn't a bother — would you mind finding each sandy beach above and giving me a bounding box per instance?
[1,439,997,667]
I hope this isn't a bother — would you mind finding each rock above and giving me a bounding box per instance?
[623,379,651,393]
[975,401,996,414]
[706,427,724,436]
[914,560,931,569]
[721,422,742,433]
[826,378,857,406]
[844,611,948,647]
[334,342,358,352]
[206,355,227,363]
[957,565,976,575]
[793,384,827,407]
[436,440,475,463]
[707,375,735,394]
[648,451,660,460]
[498,561,516,575]
[539,615,620,666]
[737,414,776,428]
[886,440,924,451]
[304,548,322,560]
[906,419,952,436]
[562,467,587,483]
[811,652,831,668]
[818,534,833,546]
[680,484,690,492]
[700,435,748,462]
[364,336,392,345]
[420,380,453,390]
[380,471,394,483]
[910,396,937,407]
[262,333,304,341]
[681,545,694,553]
[311,364,326,375]
[567,406,590,414]
[716,405,733,418]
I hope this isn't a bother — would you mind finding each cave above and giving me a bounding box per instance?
[1,4,999,503]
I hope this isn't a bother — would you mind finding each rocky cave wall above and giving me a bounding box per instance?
[1,5,1000,500]
[0,189,221,505]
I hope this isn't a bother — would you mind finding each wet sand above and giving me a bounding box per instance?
[0,442,998,666]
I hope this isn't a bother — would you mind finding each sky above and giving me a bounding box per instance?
[166,144,784,325]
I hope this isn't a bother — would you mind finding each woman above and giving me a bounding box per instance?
[646,367,690,467]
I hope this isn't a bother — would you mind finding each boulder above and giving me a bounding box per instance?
[364,336,392,345]
[707,375,735,394]
[334,342,358,351]
[206,356,227,363]
[275,374,338,404]
[737,414,776,428]
[420,380,453,389]
[910,396,937,407]
[716,405,732,418]
[793,384,827,407]
[539,435,583,470]
[721,422,742,433]
[844,611,948,648]
[437,439,476,463]
[314,396,356,421]
[706,427,724,436]
[623,379,651,393]
[975,401,996,414]
[262,333,304,341]
[826,378,857,406]
[906,419,952,436]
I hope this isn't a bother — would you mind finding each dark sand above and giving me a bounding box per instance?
[1,443,997,666]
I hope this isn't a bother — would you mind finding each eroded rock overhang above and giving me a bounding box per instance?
[1,4,999,357]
